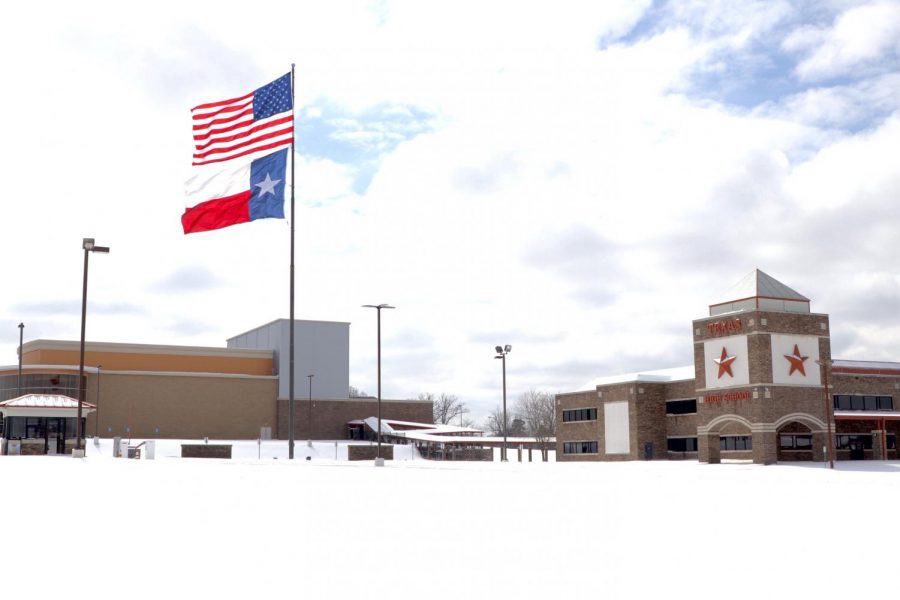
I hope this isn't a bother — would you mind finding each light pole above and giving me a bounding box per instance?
[95,364,102,438]
[494,344,511,462]
[17,322,24,397]
[816,358,835,469]
[307,373,314,449]
[363,303,394,466]
[77,238,110,454]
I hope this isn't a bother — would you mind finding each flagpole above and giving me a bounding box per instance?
[288,63,296,460]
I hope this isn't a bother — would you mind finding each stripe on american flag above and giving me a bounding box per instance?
[191,75,293,166]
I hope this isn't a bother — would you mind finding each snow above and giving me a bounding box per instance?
[577,365,696,390]
[3,442,899,599]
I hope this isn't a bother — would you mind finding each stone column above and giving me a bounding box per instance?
[752,430,777,465]
[811,431,827,462]
[699,432,720,464]
[872,429,885,460]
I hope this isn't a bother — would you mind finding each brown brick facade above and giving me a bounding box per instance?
[556,277,900,465]
[276,398,433,440]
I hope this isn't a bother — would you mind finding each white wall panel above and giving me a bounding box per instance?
[771,334,821,386]
[703,335,750,389]
[604,401,630,455]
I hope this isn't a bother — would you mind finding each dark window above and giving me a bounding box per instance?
[888,434,897,450]
[720,435,752,451]
[833,394,894,412]
[0,373,80,402]
[666,399,697,415]
[667,437,698,452]
[779,434,812,450]
[835,435,873,450]
[563,441,598,454]
[562,408,597,423]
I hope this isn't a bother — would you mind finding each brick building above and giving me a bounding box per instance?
[556,270,899,464]
[0,319,431,454]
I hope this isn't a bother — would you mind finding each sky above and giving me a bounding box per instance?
[2,0,899,423]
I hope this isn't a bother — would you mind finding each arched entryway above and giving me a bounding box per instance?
[774,414,827,463]
[699,414,753,464]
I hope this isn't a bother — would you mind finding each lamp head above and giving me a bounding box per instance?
[504,345,512,353]
[495,345,503,354]
[83,238,95,251]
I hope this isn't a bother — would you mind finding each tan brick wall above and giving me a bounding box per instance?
[85,372,278,439]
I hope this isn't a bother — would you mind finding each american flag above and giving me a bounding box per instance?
[191,73,293,166]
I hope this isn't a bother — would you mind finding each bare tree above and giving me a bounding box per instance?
[349,386,370,398]
[483,405,506,436]
[424,392,469,425]
[482,405,526,437]
[515,389,557,454]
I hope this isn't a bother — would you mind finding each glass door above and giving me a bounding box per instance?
[46,418,63,455]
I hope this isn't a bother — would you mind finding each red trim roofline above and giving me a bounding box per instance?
[832,366,900,376]
[709,295,811,309]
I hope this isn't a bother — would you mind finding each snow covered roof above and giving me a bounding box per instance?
[0,394,95,409]
[832,360,900,375]
[0,394,96,417]
[577,365,695,391]
[834,411,900,420]
[358,416,483,436]
[710,269,809,306]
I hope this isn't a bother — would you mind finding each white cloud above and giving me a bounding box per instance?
[786,1,900,81]
[2,1,900,422]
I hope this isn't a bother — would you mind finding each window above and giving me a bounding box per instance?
[835,435,873,450]
[562,408,597,423]
[666,399,697,415]
[667,437,698,452]
[720,435,752,451]
[833,395,894,412]
[0,374,79,402]
[779,434,812,450]
[563,441,598,454]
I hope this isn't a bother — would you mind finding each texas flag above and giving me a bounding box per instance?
[182,148,287,234]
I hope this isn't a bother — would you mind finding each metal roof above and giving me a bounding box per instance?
[0,394,96,409]
[711,269,809,306]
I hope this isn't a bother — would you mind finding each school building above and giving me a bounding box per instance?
[556,270,899,464]
[0,319,431,455]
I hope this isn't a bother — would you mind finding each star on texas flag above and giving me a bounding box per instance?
[714,347,737,379]
[784,344,809,376]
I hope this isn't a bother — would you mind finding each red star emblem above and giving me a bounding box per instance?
[784,343,808,376]
[713,347,736,379]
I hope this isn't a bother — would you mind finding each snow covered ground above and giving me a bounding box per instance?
[2,442,898,599]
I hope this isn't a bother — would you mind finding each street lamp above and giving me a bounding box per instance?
[307,373,314,449]
[363,303,394,466]
[816,358,835,469]
[494,344,512,462]
[17,322,24,397]
[95,364,102,438]
[76,238,110,455]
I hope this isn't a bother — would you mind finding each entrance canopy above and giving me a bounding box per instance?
[0,394,96,417]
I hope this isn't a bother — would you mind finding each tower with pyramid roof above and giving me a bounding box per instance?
[692,269,832,464]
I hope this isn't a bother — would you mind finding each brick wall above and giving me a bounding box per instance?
[277,398,432,440]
